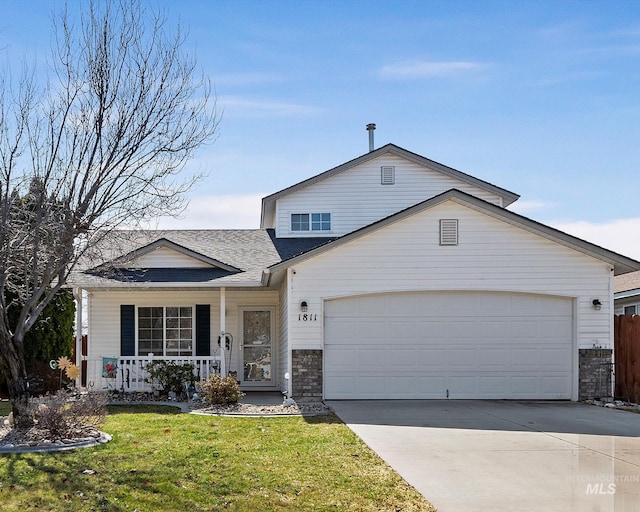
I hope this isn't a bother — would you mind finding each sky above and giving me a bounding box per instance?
[1,0,640,258]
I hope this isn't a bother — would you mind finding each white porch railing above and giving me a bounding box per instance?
[83,355,222,393]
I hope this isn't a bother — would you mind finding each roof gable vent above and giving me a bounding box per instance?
[440,219,459,246]
[381,166,395,185]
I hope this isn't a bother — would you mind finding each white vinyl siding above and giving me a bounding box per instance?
[87,289,279,377]
[127,246,213,268]
[275,155,505,237]
[287,200,613,356]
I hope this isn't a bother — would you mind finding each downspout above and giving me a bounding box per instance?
[287,268,294,399]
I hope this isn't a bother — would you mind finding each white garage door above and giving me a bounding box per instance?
[324,291,574,399]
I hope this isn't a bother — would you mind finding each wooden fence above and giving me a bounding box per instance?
[614,315,640,403]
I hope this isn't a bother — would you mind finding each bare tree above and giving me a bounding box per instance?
[0,0,218,427]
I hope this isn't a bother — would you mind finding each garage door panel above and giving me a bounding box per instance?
[449,321,478,339]
[542,319,573,338]
[541,375,572,394]
[448,348,479,369]
[480,320,508,339]
[449,376,478,394]
[510,376,539,394]
[480,349,509,369]
[416,347,450,366]
[416,320,449,338]
[324,291,574,400]
[479,376,507,395]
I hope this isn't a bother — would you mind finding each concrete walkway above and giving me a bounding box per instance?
[328,400,640,512]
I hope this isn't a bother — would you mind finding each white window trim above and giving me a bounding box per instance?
[136,305,195,357]
[290,212,333,233]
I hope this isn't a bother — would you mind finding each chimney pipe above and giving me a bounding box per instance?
[366,123,376,152]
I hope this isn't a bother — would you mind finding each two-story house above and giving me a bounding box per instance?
[69,143,640,400]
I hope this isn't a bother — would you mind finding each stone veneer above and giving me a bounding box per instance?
[291,349,323,398]
[579,348,613,400]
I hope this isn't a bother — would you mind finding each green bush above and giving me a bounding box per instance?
[201,374,244,405]
[144,361,196,396]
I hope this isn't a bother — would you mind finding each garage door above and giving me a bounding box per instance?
[324,291,574,399]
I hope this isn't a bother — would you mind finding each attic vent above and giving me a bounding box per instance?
[440,219,459,246]
[381,166,395,185]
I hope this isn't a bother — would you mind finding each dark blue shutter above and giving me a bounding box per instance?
[195,304,210,356]
[120,305,135,356]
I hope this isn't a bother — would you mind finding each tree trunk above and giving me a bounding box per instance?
[0,334,34,429]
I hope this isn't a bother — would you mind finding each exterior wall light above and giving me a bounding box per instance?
[300,301,308,312]
[592,299,602,310]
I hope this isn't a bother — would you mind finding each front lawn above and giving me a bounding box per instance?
[0,405,435,511]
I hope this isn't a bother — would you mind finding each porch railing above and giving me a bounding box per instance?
[82,355,222,393]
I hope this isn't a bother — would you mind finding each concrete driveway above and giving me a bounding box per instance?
[327,400,640,512]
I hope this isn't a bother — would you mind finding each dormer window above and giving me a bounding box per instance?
[291,213,331,232]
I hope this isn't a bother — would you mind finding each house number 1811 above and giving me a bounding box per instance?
[298,313,318,322]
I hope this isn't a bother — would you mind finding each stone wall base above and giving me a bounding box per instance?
[579,348,613,400]
[291,349,323,398]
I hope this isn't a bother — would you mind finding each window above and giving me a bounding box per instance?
[291,213,331,232]
[440,219,459,245]
[291,213,310,232]
[311,213,331,231]
[138,306,193,356]
[624,305,637,315]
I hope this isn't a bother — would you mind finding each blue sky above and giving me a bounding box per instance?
[2,1,640,257]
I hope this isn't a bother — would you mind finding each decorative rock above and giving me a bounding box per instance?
[605,403,615,408]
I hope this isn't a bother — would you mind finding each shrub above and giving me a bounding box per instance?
[34,391,107,439]
[145,360,196,396]
[201,374,244,405]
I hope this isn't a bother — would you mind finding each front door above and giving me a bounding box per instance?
[240,308,275,387]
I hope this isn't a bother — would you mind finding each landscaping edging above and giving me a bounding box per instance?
[108,399,332,417]
[0,431,112,454]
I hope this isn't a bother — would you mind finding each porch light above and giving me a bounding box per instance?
[592,299,602,310]
[300,301,308,312]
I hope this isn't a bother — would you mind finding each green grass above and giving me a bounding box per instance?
[0,405,435,511]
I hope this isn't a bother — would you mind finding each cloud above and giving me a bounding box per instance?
[378,60,485,79]
[145,194,264,230]
[549,217,640,261]
[218,95,322,116]
[507,200,556,215]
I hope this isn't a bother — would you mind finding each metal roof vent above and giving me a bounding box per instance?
[366,123,376,152]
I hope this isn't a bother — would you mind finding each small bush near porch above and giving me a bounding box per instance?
[0,404,434,511]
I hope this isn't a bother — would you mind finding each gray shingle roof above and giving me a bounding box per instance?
[69,229,338,288]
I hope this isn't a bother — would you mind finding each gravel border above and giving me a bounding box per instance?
[0,431,112,454]
[107,399,332,417]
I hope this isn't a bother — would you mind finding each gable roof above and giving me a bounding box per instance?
[99,238,241,272]
[614,270,640,299]
[70,230,283,288]
[260,143,520,227]
[263,188,640,284]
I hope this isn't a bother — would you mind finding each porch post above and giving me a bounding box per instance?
[220,287,227,376]
[73,288,83,387]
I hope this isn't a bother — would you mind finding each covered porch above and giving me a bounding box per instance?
[74,286,284,394]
